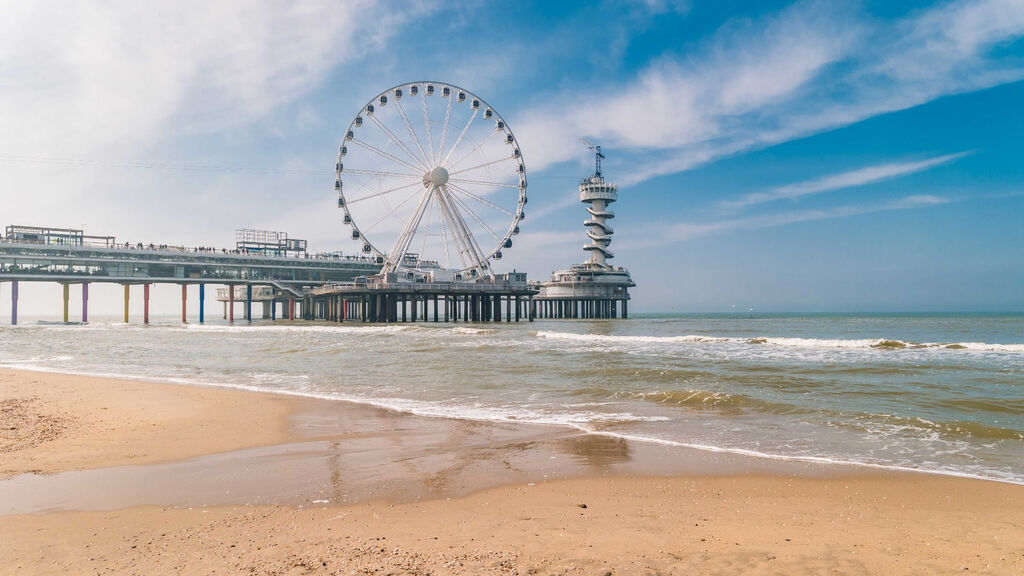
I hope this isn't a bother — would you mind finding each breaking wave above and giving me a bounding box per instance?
[535,331,1024,353]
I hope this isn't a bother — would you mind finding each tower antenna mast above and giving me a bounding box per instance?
[580,138,604,178]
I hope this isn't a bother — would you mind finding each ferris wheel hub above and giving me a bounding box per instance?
[425,166,449,187]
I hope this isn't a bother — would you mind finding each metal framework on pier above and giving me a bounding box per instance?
[307,276,537,323]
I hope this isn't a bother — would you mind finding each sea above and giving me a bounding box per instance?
[1,313,1021,484]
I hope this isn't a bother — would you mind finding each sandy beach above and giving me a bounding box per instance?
[1,367,1021,575]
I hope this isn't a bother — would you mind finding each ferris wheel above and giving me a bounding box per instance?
[335,82,527,281]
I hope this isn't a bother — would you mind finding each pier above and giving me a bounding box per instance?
[1,225,378,325]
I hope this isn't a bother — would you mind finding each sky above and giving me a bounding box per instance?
[2,0,1024,315]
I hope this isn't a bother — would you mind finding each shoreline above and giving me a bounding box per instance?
[2,367,1022,574]
[4,362,1019,487]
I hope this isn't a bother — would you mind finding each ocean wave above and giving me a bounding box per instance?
[0,354,74,365]
[833,413,1024,442]
[536,331,730,344]
[624,389,815,416]
[535,330,1024,353]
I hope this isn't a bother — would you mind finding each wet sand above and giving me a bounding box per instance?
[1,367,1022,574]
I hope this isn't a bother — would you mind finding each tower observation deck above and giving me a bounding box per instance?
[534,141,635,319]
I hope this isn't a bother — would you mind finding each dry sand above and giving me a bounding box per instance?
[0,368,296,477]
[1,368,1022,575]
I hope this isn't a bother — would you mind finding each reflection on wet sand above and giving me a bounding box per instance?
[0,397,862,515]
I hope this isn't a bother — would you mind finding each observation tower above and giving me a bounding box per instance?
[534,141,634,319]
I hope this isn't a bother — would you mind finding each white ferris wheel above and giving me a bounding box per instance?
[335,82,527,281]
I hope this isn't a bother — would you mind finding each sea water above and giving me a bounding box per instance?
[1,313,1021,483]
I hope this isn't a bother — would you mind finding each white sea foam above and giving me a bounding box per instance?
[535,330,1024,353]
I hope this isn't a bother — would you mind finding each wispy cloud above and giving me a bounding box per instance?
[625,194,953,247]
[513,0,1024,187]
[721,151,972,209]
[0,0,431,156]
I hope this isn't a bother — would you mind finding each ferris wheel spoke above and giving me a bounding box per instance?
[418,192,436,258]
[435,187,480,269]
[448,177,522,190]
[347,179,424,205]
[441,108,479,166]
[362,185,425,233]
[344,168,420,178]
[446,182,514,217]
[437,205,453,268]
[386,186,435,269]
[447,129,502,171]
[448,155,514,178]
[420,94,436,166]
[444,185,503,244]
[363,115,429,170]
[350,137,425,174]
[393,98,432,169]
[438,92,454,163]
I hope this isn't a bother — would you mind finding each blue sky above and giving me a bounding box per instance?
[2,0,1023,314]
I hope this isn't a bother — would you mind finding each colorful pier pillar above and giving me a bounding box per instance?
[181,284,187,323]
[82,283,89,323]
[123,285,130,323]
[198,284,205,324]
[62,283,70,323]
[11,280,18,326]
[289,298,295,321]
[143,284,150,325]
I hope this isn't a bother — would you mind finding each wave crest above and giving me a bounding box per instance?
[535,331,1024,353]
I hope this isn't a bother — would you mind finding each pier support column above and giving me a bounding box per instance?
[622,300,628,319]
[271,299,277,321]
[62,283,69,323]
[143,284,150,324]
[82,283,89,323]
[289,298,295,320]
[245,285,252,322]
[10,280,17,326]
[228,285,235,323]
[124,285,132,323]
[181,285,188,323]
[199,284,205,324]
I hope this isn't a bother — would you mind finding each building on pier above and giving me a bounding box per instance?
[534,141,634,319]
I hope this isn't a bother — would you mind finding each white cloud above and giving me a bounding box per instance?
[0,0,424,157]
[513,0,1024,188]
[623,194,954,247]
[515,0,857,176]
[722,151,972,209]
